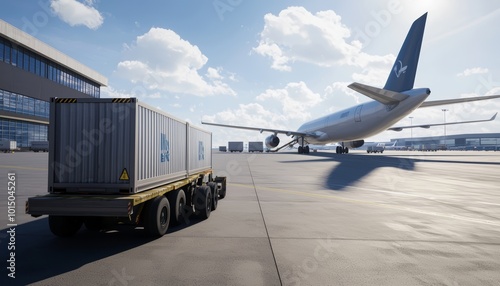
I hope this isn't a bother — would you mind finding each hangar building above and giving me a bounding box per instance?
[390,133,500,150]
[0,19,107,148]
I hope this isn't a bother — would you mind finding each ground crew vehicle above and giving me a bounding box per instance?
[30,141,49,152]
[367,143,385,153]
[0,140,17,152]
[26,98,226,237]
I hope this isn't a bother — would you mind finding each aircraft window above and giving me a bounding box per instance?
[340,111,350,118]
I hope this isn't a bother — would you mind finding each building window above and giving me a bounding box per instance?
[0,36,101,98]
[0,89,50,118]
[0,118,48,148]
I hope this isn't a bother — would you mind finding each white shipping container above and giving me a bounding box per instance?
[48,98,212,194]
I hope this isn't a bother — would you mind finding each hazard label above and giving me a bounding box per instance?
[119,168,129,180]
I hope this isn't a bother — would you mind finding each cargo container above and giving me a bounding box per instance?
[248,141,264,152]
[26,98,226,237]
[219,146,227,152]
[228,141,243,152]
[0,140,17,153]
[30,141,49,152]
[367,143,384,153]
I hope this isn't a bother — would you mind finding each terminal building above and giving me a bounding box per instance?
[0,19,107,148]
[390,133,500,150]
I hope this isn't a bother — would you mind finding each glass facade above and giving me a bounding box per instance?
[0,118,48,148]
[0,36,100,98]
[0,89,49,118]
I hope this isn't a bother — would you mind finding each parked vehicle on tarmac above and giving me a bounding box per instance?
[26,98,227,237]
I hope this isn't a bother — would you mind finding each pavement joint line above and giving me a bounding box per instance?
[231,183,500,227]
[246,161,283,286]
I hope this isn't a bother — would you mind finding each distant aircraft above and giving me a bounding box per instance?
[203,13,500,154]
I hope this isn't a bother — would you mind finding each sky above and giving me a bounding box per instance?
[2,0,500,147]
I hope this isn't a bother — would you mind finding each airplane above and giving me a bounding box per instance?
[202,13,500,154]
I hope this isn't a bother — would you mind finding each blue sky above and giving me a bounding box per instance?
[2,0,500,146]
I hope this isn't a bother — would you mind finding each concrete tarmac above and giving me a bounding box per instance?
[1,150,500,285]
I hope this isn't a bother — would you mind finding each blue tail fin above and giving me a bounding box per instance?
[383,13,427,92]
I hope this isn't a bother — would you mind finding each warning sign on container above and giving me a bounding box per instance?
[119,168,129,180]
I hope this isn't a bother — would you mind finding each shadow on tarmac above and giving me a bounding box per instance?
[279,151,500,191]
[0,215,205,285]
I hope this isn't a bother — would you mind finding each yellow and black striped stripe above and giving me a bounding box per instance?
[112,98,132,103]
[56,98,77,103]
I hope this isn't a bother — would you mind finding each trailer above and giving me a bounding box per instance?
[248,141,264,152]
[367,143,385,153]
[0,140,17,153]
[30,141,49,152]
[26,98,227,237]
[228,141,243,152]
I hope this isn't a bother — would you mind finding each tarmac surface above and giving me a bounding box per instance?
[1,150,500,285]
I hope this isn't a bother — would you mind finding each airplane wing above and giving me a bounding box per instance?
[419,94,500,107]
[201,122,313,137]
[388,113,497,131]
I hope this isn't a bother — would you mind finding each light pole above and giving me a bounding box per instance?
[409,116,413,149]
[442,109,448,146]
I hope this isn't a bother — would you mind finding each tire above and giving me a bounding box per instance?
[84,216,103,231]
[207,182,218,211]
[144,196,170,237]
[215,177,227,199]
[169,189,187,225]
[49,215,83,237]
[194,185,212,220]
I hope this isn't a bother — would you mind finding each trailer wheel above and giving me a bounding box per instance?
[49,215,83,237]
[84,217,103,231]
[169,189,187,225]
[194,185,212,220]
[215,177,227,199]
[145,196,170,237]
[207,182,218,211]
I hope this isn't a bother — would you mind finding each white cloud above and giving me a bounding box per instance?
[50,0,103,30]
[256,81,322,121]
[116,27,236,97]
[457,67,489,77]
[101,85,163,99]
[206,67,223,79]
[254,6,393,75]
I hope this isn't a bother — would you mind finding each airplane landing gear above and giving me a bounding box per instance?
[336,146,349,154]
[298,145,310,154]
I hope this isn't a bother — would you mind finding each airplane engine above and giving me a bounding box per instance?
[346,140,365,148]
[265,135,280,148]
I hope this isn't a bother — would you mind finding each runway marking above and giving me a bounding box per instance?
[0,165,47,171]
[232,183,500,227]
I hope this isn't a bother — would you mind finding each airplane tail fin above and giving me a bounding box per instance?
[383,13,427,92]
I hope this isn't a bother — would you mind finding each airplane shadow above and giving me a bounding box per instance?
[279,152,500,191]
[0,215,203,285]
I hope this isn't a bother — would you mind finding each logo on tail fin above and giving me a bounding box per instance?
[393,60,407,78]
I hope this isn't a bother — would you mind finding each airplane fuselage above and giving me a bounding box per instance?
[296,88,430,145]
